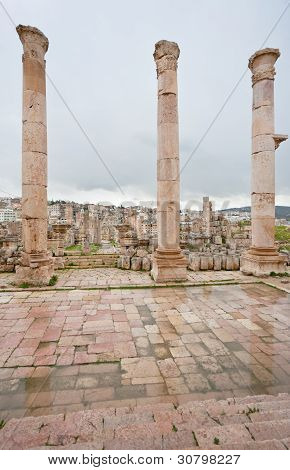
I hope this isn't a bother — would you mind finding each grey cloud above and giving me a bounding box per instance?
[0,0,289,206]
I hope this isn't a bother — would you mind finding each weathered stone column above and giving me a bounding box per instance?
[202,197,211,238]
[151,40,187,282]
[94,216,101,244]
[15,25,53,286]
[241,48,288,276]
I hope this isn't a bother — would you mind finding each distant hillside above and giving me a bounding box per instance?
[221,206,290,220]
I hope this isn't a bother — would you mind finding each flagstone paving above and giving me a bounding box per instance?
[0,280,289,427]
[0,268,252,290]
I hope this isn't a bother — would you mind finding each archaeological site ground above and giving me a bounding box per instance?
[0,8,290,453]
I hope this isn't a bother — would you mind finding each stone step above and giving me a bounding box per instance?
[64,253,118,269]
[65,254,118,258]
[0,394,290,449]
[64,256,117,260]
[65,258,117,262]
[1,394,289,449]
[41,438,288,450]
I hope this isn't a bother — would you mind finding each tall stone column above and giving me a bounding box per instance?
[202,197,211,238]
[15,25,53,286]
[241,48,288,276]
[94,216,101,244]
[151,40,187,282]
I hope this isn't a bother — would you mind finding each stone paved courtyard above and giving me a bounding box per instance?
[0,267,259,290]
[0,275,289,428]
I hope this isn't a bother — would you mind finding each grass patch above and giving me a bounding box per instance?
[275,225,290,243]
[19,282,30,289]
[238,220,251,227]
[65,245,82,251]
[48,275,58,286]
[90,243,101,252]
[0,419,5,429]
[213,437,220,445]
[172,424,178,432]
[95,358,120,364]
[270,271,289,277]
[279,244,290,252]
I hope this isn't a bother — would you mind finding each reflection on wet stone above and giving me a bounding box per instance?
[0,282,289,422]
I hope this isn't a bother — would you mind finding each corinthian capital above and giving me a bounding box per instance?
[248,48,280,86]
[16,24,49,60]
[154,40,180,77]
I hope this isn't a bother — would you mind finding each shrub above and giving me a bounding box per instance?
[48,275,58,286]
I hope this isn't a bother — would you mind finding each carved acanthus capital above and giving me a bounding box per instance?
[252,66,277,85]
[154,40,179,77]
[16,24,49,60]
[248,48,280,86]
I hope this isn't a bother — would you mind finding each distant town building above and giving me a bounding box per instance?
[0,208,16,222]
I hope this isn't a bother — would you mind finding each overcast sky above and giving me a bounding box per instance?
[0,0,289,209]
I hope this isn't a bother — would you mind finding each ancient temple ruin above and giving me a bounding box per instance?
[0,28,287,284]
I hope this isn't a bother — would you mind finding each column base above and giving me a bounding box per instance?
[15,252,54,286]
[151,248,188,283]
[240,247,287,276]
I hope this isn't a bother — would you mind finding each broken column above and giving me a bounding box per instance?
[15,25,53,286]
[241,48,288,276]
[202,196,211,238]
[94,216,101,244]
[151,40,187,282]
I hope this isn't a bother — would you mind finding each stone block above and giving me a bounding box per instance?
[22,121,47,154]
[142,257,151,271]
[188,254,200,271]
[208,255,214,270]
[232,255,240,270]
[200,256,209,270]
[131,257,142,271]
[120,256,130,270]
[213,255,222,271]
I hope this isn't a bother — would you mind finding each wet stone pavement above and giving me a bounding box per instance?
[0,282,289,422]
[0,267,250,289]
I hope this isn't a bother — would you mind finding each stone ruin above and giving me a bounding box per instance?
[186,197,251,271]
[115,218,153,272]
[0,221,22,272]
[6,25,288,285]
